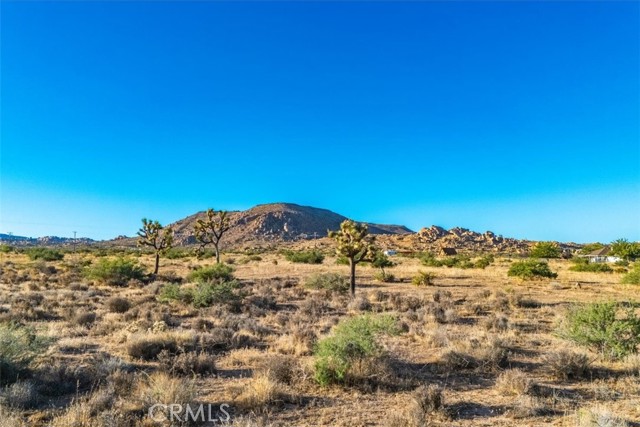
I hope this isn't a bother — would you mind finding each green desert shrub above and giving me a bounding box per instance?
[559,302,640,359]
[621,263,640,285]
[84,257,145,286]
[25,247,64,261]
[281,249,324,264]
[0,244,13,254]
[305,273,349,293]
[188,264,234,283]
[529,241,562,258]
[569,258,613,273]
[314,314,399,386]
[474,255,495,269]
[0,322,50,385]
[158,281,242,308]
[164,248,193,259]
[507,260,557,280]
[412,271,436,286]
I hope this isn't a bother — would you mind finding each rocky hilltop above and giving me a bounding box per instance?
[169,203,413,247]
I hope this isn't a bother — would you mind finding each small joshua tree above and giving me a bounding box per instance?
[194,208,231,264]
[137,218,174,275]
[329,220,377,296]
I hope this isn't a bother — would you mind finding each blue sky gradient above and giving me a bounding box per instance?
[1,1,639,242]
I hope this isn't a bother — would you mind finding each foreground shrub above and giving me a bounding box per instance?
[0,322,49,385]
[305,273,349,294]
[281,249,324,264]
[559,302,640,359]
[25,247,64,261]
[507,260,557,280]
[314,314,399,386]
[84,257,145,286]
[621,263,640,285]
[188,264,234,283]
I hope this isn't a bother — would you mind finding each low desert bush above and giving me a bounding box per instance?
[314,314,399,386]
[412,271,436,286]
[188,263,234,283]
[84,257,145,286]
[495,369,533,396]
[0,322,49,385]
[570,258,613,273]
[374,271,396,282]
[281,249,324,264]
[157,350,216,376]
[575,406,629,427]
[621,263,640,285]
[543,349,591,380]
[304,273,349,294]
[127,332,194,361]
[507,260,557,280]
[559,302,640,359]
[106,296,131,313]
[158,281,243,308]
[25,247,64,261]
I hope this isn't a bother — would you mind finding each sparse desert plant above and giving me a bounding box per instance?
[281,249,324,264]
[126,332,195,361]
[158,350,216,376]
[412,271,436,286]
[329,220,378,296]
[314,314,399,386]
[559,302,640,359]
[407,384,445,425]
[137,218,174,275]
[507,260,557,280]
[495,369,533,396]
[304,272,349,294]
[188,263,234,283]
[543,349,591,380]
[84,257,145,286]
[575,406,629,427]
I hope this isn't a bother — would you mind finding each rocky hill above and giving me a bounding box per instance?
[168,203,413,247]
[370,225,581,256]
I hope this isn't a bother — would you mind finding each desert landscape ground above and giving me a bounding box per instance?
[1,217,639,427]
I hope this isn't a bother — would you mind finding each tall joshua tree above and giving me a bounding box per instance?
[329,220,377,296]
[194,208,231,264]
[137,218,174,275]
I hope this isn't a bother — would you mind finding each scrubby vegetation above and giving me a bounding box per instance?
[507,260,557,279]
[314,314,399,386]
[24,247,64,261]
[305,272,349,293]
[559,302,640,359]
[569,257,613,273]
[84,257,145,286]
[529,241,561,258]
[1,242,638,426]
[421,253,494,269]
[281,249,325,264]
[621,263,640,284]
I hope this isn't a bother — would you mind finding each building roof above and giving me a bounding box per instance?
[587,246,611,256]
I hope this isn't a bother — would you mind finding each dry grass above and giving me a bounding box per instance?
[0,251,638,426]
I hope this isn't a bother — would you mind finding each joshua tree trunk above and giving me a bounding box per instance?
[214,243,221,264]
[349,259,356,296]
[154,253,160,275]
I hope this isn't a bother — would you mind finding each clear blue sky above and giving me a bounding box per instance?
[1,1,638,243]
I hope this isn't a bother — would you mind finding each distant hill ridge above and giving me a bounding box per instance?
[169,202,413,246]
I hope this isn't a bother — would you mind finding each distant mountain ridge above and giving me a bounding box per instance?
[0,233,94,246]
